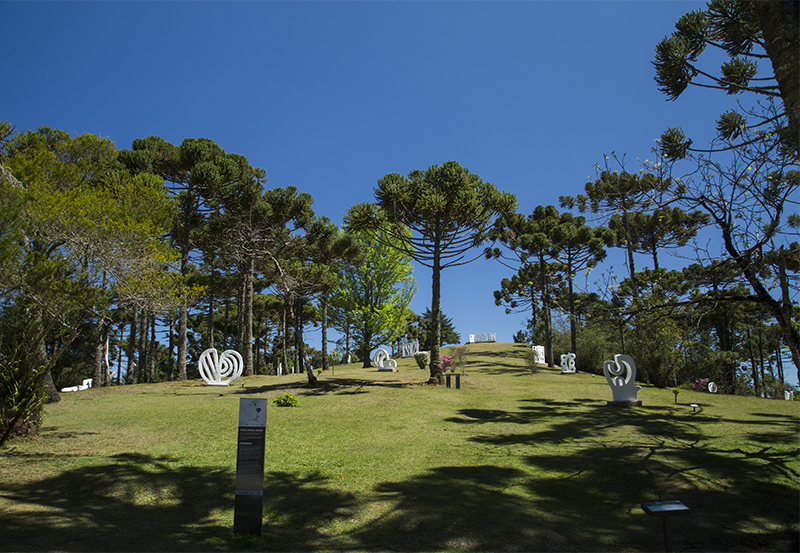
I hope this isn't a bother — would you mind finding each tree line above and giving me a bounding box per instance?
[1,0,797,446]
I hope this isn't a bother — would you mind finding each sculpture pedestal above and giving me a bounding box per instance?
[607,400,642,407]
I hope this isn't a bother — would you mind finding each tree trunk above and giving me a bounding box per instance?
[429,241,443,384]
[241,256,255,376]
[321,292,330,371]
[93,315,105,387]
[540,255,554,368]
[752,0,800,159]
[126,311,137,384]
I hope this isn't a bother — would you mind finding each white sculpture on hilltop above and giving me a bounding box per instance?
[199,348,243,386]
[603,354,642,403]
[373,348,397,372]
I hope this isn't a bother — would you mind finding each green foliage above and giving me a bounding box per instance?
[328,218,417,366]
[416,308,461,351]
[413,352,428,371]
[273,394,298,408]
[346,160,517,382]
[522,349,539,374]
[451,345,468,373]
[0,343,47,447]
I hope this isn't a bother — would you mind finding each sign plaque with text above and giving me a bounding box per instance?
[233,398,266,536]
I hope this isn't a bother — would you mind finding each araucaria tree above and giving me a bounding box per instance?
[119,137,262,380]
[651,0,800,383]
[346,160,517,384]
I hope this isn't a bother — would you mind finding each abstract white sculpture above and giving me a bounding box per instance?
[560,352,576,374]
[469,333,496,343]
[603,354,642,403]
[532,345,545,364]
[199,348,243,386]
[61,378,93,392]
[401,339,420,358]
[708,382,718,393]
[373,348,397,372]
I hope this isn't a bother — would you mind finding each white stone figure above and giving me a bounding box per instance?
[372,348,397,372]
[785,390,794,401]
[198,348,243,386]
[532,345,545,364]
[469,333,496,344]
[277,362,282,376]
[603,354,642,403]
[708,382,718,393]
[561,352,577,374]
[401,339,420,358]
[61,378,93,393]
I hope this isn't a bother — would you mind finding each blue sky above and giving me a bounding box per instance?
[6,0,778,376]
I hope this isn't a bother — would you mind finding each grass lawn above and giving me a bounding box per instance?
[1,343,798,552]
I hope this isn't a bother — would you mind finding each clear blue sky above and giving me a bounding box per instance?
[8,1,781,376]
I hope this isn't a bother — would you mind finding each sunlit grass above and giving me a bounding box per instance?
[1,342,797,551]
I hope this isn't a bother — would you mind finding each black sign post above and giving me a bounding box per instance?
[233,399,266,536]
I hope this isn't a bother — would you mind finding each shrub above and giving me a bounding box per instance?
[441,355,453,372]
[452,345,468,373]
[1,345,47,447]
[273,394,298,407]
[523,350,539,374]
[414,352,428,371]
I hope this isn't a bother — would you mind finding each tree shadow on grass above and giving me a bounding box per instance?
[0,452,233,552]
[0,455,359,552]
[449,401,799,552]
[238,377,417,398]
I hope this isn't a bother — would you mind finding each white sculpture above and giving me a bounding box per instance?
[708,382,718,393]
[560,352,577,374]
[469,333,496,343]
[61,378,93,392]
[785,390,794,401]
[532,345,545,364]
[603,354,642,403]
[372,348,397,372]
[401,339,420,358]
[198,348,243,386]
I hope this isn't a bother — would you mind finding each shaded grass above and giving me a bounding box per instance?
[1,342,798,551]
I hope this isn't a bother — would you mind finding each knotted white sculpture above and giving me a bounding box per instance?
[560,352,577,374]
[373,348,397,372]
[199,348,243,386]
[603,354,642,403]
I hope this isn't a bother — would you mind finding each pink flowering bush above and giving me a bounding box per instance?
[441,355,453,372]
[693,378,709,391]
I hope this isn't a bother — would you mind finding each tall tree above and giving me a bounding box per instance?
[415,308,460,351]
[346,161,516,384]
[549,211,614,354]
[488,206,563,367]
[329,221,416,368]
[1,125,176,408]
[302,217,363,372]
[650,1,800,382]
[119,137,257,380]
[653,0,799,159]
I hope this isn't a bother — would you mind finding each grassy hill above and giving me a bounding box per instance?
[1,342,797,552]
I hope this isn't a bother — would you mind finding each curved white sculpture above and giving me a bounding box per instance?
[603,354,642,403]
[199,348,243,386]
[708,382,718,393]
[373,348,397,372]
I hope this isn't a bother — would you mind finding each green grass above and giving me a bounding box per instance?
[1,342,798,552]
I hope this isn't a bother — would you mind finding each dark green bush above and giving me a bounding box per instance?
[0,345,47,447]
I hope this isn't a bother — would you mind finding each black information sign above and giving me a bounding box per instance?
[233,399,266,536]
